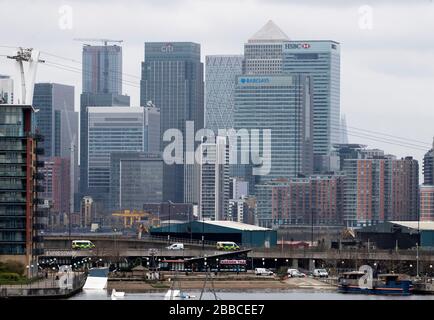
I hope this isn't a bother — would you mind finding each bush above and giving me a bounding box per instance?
[0,272,21,281]
[0,260,25,275]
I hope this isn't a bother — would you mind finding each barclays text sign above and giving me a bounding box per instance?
[237,76,293,86]
[239,77,270,85]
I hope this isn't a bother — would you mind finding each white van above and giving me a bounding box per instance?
[166,243,184,250]
[255,268,274,276]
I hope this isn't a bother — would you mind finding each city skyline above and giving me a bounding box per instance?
[1,1,433,167]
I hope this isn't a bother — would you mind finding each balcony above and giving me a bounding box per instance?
[34,210,48,218]
[32,247,44,256]
[32,235,44,243]
[32,133,44,142]
[34,172,44,180]
[33,223,45,231]
[33,198,45,205]
[35,160,45,168]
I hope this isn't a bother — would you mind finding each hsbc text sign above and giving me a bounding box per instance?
[284,43,311,50]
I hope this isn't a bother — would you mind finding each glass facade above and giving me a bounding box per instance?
[205,55,243,133]
[0,105,43,260]
[234,74,313,182]
[32,83,76,158]
[110,152,163,211]
[82,45,122,95]
[87,107,155,211]
[140,42,204,203]
[283,41,341,157]
[78,92,130,201]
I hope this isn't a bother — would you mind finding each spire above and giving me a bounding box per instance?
[248,20,290,43]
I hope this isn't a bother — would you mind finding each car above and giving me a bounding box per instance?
[313,268,329,278]
[166,243,184,250]
[216,241,240,251]
[287,268,306,278]
[255,268,274,276]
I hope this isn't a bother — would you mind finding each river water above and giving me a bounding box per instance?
[70,289,434,300]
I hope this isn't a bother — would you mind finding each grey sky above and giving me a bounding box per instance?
[1,0,434,168]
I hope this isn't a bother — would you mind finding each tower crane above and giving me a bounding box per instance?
[73,38,123,46]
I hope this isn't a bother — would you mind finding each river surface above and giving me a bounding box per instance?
[70,289,434,300]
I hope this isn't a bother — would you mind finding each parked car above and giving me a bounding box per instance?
[313,268,329,278]
[166,243,184,250]
[255,268,274,276]
[287,268,306,278]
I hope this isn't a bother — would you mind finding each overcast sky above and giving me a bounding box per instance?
[1,0,434,168]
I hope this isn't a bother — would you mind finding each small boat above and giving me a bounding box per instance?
[164,289,195,300]
[111,289,125,299]
[83,267,110,290]
[413,277,434,294]
[338,272,413,296]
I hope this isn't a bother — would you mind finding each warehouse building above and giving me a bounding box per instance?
[150,220,277,247]
[356,221,434,249]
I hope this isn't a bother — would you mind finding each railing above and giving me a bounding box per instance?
[143,234,218,247]
[0,272,87,298]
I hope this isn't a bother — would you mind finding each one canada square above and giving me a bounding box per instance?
[140,42,204,203]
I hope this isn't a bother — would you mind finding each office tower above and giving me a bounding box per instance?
[110,152,163,211]
[0,104,44,269]
[234,74,313,181]
[142,103,161,153]
[420,185,434,221]
[86,106,150,212]
[423,138,434,185]
[33,83,76,158]
[255,175,344,228]
[198,136,230,220]
[230,178,249,199]
[228,198,248,223]
[205,55,243,133]
[340,114,348,144]
[82,45,122,95]
[0,75,13,104]
[244,20,290,75]
[80,196,96,228]
[343,156,419,227]
[39,157,71,218]
[283,40,341,161]
[140,42,204,203]
[79,93,130,200]
[79,43,129,207]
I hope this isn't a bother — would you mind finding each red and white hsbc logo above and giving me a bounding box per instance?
[284,43,311,49]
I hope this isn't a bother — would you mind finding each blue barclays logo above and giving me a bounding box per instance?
[239,78,270,84]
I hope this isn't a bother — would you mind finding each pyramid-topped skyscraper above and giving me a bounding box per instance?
[244,20,290,75]
[248,20,290,43]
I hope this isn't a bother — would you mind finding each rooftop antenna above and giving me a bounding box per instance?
[7,48,45,105]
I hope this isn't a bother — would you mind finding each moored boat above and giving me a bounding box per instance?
[338,272,413,296]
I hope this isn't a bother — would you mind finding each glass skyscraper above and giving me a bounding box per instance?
[82,45,122,95]
[234,74,313,182]
[140,42,204,203]
[205,55,243,133]
[78,44,130,206]
[86,106,153,211]
[283,41,341,160]
[110,152,163,211]
[33,83,77,159]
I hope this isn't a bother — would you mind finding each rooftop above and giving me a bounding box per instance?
[202,220,271,231]
[390,221,434,231]
[248,20,290,43]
